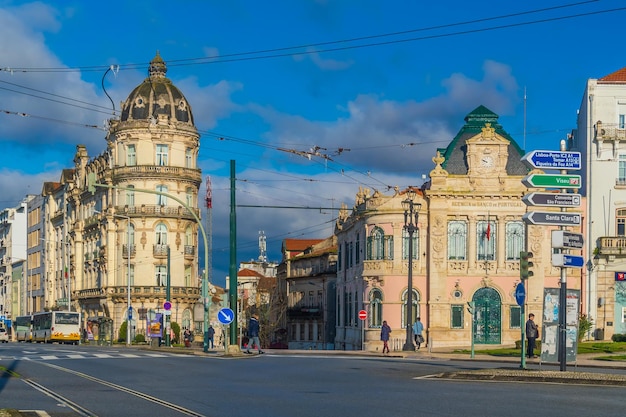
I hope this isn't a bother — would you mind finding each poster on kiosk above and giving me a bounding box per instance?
[540,288,580,363]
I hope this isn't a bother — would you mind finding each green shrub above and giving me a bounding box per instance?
[134,333,146,343]
[170,321,180,344]
[612,334,626,342]
[118,320,128,342]
[578,314,593,342]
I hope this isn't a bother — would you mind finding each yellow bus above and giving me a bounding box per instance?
[32,311,81,344]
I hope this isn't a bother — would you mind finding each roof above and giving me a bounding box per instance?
[598,67,626,83]
[283,238,324,251]
[437,105,528,176]
[120,52,195,125]
[238,268,265,278]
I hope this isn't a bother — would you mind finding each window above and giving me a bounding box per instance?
[156,223,168,245]
[129,264,135,286]
[369,289,383,328]
[355,233,360,264]
[186,187,194,208]
[622,307,626,323]
[185,265,191,287]
[126,185,135,206]
[367,227,384,260]
[344,242,349,269]
[617,209,626,236]
[510,306,521,328]
[477,220,495,260]
[348,242,354,268]
[451,305,464,329]
[402,228,419,260]
[619,154,626,184]
[185,147,193,168]
[620,114,625,129]
[156,144,168,166]
[128,223,135,246]
[185,227,193,246]
[156,265,167,286]
[505,221,524,260]
[448,221,467,260]
[337,244,342,271]
[127,144,136,166]
[156,185,168,206]
[401,289,420,329]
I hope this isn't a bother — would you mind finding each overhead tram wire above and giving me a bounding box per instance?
[0,1,617,74]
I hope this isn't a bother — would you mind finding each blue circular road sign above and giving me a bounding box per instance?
[218,308,235,325]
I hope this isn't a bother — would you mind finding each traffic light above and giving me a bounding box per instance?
[520,251,534,280]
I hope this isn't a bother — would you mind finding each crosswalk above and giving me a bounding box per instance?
[0,351,174,361]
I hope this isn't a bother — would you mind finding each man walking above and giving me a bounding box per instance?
[412,317,424,350]
[526,313,539,358]
[246,314,264,354]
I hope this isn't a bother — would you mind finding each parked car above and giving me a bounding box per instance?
[0,327,8,343]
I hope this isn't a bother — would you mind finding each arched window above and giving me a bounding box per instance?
[506,221,524,260]
[401,289,420,329]
[182,309,192,332]
[367,227,393,260]
[369,289,383,328]
[185,148,193,168]
[448,221,467,260]
[402,228,419,260]
[477,220,495,261]
[367,227,384,260]
[128,222,135,246]
[156,223,168,245]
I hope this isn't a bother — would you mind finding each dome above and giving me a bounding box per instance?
[120,52,194,125]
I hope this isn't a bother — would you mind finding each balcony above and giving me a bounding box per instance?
[184,245,195,259]
[115,205,200,222]
[153,244,169,257]
[112,165,202,185]
[596,237,626,257]
[123,244,136,258]
[596,121,626,142]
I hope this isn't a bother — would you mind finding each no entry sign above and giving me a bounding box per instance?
[358,310,367,321]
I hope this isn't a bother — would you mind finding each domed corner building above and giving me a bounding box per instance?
[68,52,204,343]
[334,105,576,352]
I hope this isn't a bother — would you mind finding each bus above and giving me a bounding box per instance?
[15,315,32,342]
[31,311,81,344]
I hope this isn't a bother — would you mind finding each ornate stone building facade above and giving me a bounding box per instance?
[335,106,574,350]
[44,53,203,339]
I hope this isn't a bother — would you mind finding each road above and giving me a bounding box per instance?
[1,343,625,417]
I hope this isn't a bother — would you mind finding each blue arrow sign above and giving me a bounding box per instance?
[217,308,235,325]
[515,283,526,306]
[522,150,582,170]
[552,254,585,268]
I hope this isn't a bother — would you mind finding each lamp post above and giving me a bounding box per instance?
[402,189,421,351]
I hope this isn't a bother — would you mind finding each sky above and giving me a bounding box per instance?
[1,0,625,287]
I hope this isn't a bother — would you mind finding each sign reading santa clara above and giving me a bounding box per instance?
[522,150,581,170]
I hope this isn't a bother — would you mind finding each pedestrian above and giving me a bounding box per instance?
[207,325,215,349]
[526,313,539,358]
[246,314,264,354]
[380,320,391,355]
[412,317,424,350]
[183,328,192,348]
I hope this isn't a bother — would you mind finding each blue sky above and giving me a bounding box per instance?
[1,0,625,287]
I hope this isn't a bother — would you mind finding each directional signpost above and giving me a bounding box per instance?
[522,192,581,207]
[522,150,581,170]
[552,254,585,268]
[522,211,581,226]
[522,174,581,189]
[551,230,584,249]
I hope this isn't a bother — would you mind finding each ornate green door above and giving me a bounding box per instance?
[473,287,501,344]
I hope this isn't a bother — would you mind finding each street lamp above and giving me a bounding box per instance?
[96,210,132,347]
[401,189,421,351]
